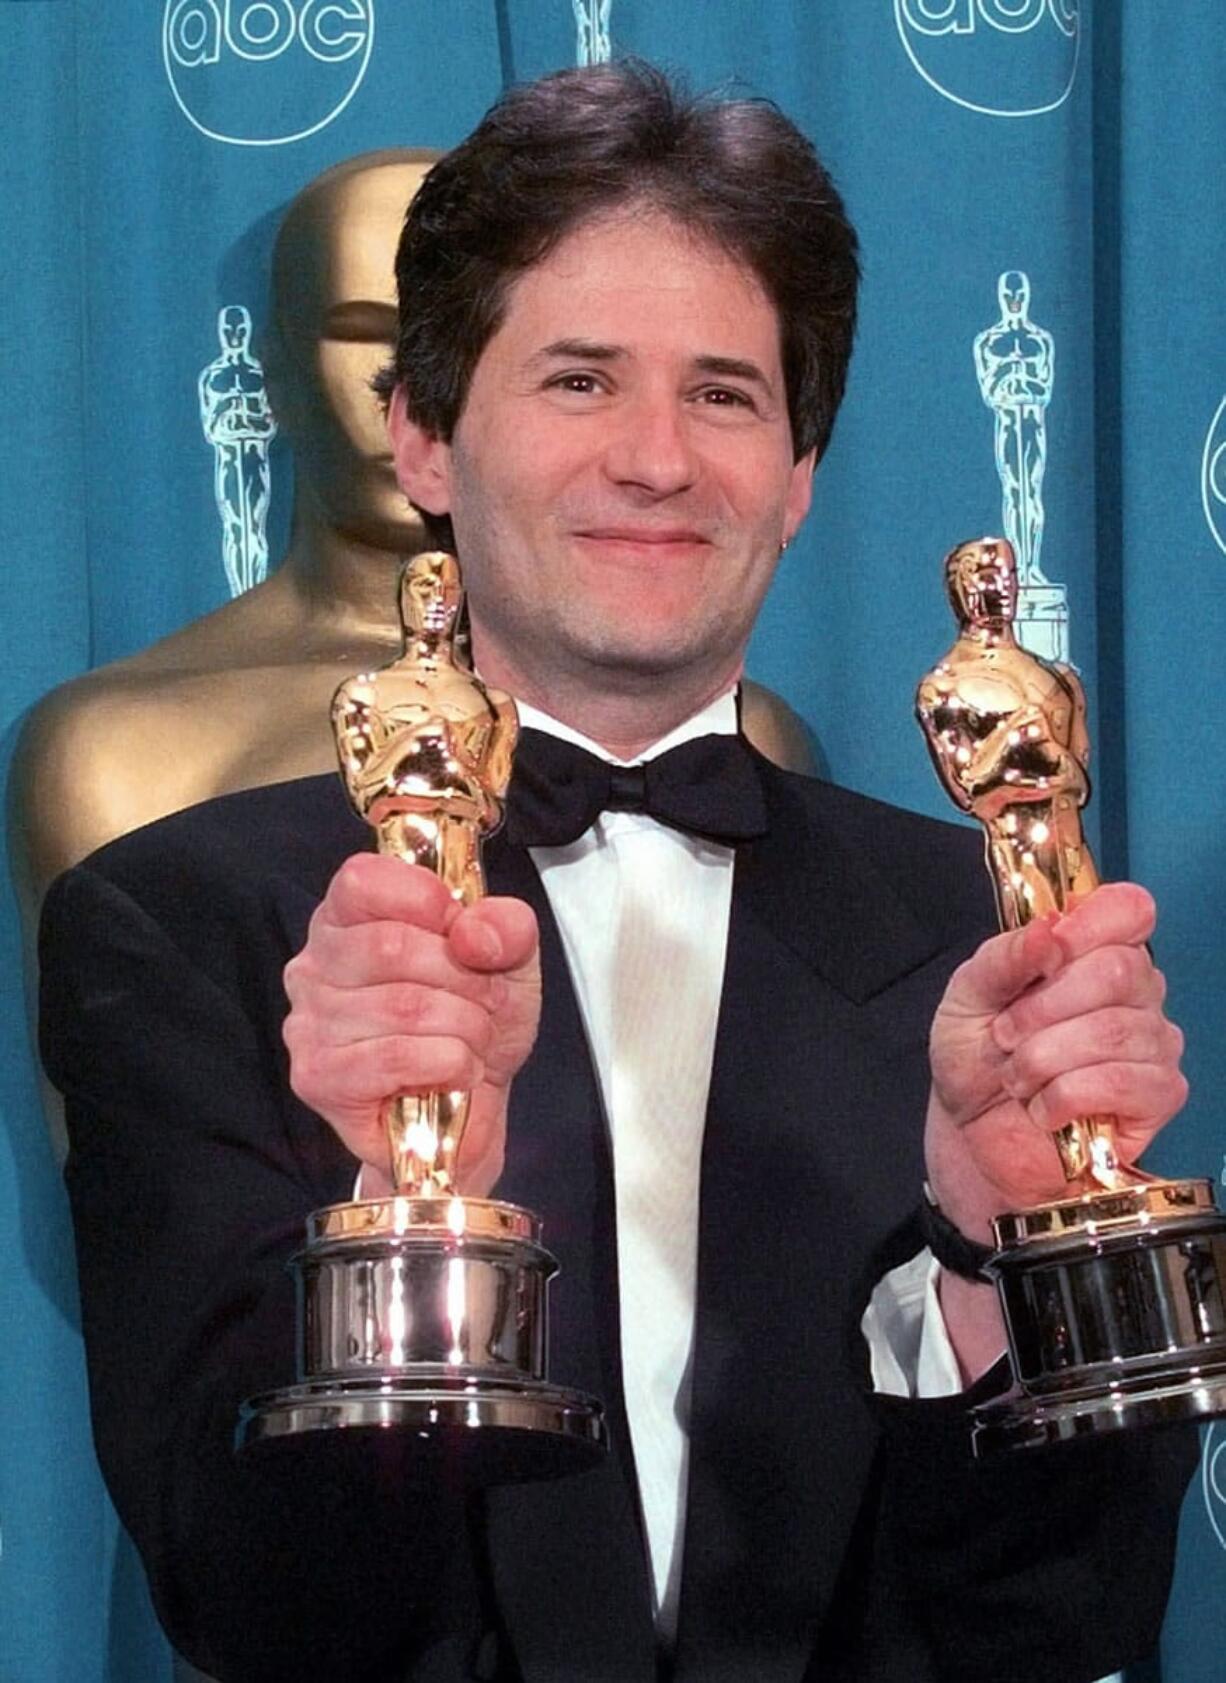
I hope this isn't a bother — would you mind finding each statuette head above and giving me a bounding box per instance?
[945,537,1018,628]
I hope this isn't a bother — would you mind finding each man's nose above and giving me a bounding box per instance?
[602,395,698,496]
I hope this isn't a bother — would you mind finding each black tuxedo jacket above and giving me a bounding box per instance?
[39,755,1194,1683]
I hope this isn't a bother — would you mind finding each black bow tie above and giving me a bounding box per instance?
[503,727,769,849]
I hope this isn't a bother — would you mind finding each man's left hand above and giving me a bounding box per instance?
[925,882,1188,1246]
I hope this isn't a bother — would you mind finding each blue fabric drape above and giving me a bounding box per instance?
[2,5,1222,1677]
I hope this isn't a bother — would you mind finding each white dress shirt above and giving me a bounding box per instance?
[518,691,964,1645]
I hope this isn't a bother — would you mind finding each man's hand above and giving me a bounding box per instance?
[927,882,1188,1245]
[282,854,541,1197]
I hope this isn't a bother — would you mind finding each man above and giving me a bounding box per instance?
[39,62,1193,1683]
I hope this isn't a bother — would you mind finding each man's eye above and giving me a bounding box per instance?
[546,372,604,395]
[697,386,753,409]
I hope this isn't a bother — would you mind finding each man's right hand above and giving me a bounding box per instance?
[282,853,541,1197]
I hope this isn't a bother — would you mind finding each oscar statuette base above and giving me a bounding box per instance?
[972,1178,1226,1456]
[237,1194,606,1484]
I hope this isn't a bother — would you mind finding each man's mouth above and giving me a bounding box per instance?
[573,527,712,552]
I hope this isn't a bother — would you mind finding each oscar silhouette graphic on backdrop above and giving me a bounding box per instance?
[198,303,278,597]
[974,270,1069,664]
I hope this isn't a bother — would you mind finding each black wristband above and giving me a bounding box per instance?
[919,1190,996,1283]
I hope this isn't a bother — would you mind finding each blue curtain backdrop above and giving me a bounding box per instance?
[2,4,1223,1678]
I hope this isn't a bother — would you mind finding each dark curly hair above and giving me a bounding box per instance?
[375,61,859,547]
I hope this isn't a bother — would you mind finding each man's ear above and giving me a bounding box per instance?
[387,385,453,515]
[782,447,816,547]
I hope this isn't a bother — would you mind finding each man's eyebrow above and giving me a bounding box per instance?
[529,338,625,365]
[692,354,775,394]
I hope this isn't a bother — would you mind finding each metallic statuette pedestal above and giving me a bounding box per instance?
[917,536,1226,1456]
[237,553,605,1481]
[974,1180,1226,1453]
[238,1195,605,1481]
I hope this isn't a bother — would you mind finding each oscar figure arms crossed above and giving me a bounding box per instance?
[917,540,1187,1382]
[287,551,540,1203]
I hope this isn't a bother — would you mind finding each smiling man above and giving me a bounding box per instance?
[40,62,1195,1683]
[390,211,812,738]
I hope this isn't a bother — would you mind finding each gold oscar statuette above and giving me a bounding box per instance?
[917,536,1226,1452]
[238,553,606,1478]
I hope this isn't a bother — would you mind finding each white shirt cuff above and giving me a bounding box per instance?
[860,1246,965,1399]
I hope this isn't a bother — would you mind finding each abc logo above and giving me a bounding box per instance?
[895,0,1080,118]
[1203,397,1226,558]
[162,0,375,146]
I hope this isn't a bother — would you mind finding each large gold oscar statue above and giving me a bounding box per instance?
[13,152,438,886]
[918,538,1226,1453]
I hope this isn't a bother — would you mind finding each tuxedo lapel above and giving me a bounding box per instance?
[482,840,657,1683]
[673,768,947,1683]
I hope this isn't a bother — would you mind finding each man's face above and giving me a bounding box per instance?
[391,209,814,709]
